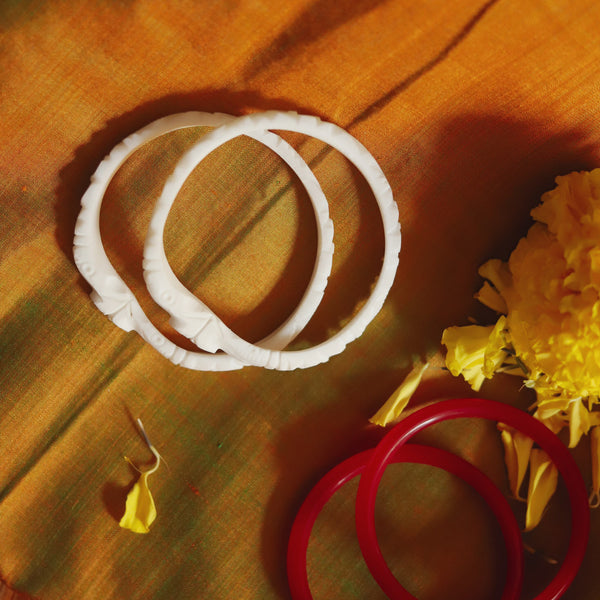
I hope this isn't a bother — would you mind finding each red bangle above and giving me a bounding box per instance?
[287,443,523,599]
[355,398,590,600]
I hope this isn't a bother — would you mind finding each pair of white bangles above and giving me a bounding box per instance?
[73,111,401,371]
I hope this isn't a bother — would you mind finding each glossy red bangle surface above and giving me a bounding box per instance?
[287,443,524,600]
[355,398,590,600]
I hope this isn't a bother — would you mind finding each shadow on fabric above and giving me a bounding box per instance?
[385,111,599,362]
[261,111,598,598]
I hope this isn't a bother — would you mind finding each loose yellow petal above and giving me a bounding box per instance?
[498,424,533,501]
[590,427,600,508]
[370,361,428,426]
[119,419,161,534]
[119,471,157,534]
[525,449,558,531]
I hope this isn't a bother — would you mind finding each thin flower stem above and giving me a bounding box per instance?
[146,445,161,476]
[137,418,153,449]
[128,419,164,475]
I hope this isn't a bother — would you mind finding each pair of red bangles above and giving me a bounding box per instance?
[286,398,590,599]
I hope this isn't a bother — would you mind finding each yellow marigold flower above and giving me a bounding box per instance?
[441,169,600,524]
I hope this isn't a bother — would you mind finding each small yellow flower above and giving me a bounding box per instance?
[119,419,161,534]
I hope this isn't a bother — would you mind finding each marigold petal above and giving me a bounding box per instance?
[478,258,512,298]
[119,420,161,534]
[442,324,492,390]
[533,409,565,435]
[534,396,568,421]
[370,361,429,426]
[475,281,507,314]
[461,367,486,391]
[442,319,509,390]
[525,449,558,531]
[483,316,508,377]
[567,398,591,448]
[498,424,533,501]
[119,472,157,534]
[589,410,600,427]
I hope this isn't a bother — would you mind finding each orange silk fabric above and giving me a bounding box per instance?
[1,1,600,598]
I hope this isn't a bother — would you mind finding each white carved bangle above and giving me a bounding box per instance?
[144,111,401,370]
[73,112,334,371]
